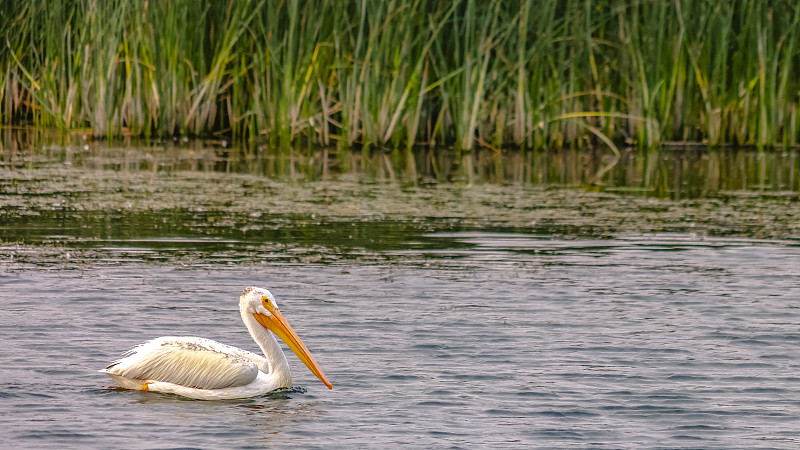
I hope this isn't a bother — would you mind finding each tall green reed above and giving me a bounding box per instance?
[1,0,800,151]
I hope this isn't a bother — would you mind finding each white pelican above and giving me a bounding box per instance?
[101,286,332,400]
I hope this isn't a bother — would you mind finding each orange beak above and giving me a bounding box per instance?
[253,308,333,390]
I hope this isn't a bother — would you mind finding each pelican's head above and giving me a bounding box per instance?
[240,286,332,390]
[240,286,280,314]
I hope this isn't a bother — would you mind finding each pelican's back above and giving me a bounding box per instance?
[103,336,262,390]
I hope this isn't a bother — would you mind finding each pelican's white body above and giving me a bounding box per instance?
[102,287,294,400]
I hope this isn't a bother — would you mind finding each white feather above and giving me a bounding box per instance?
[102,336,263,390]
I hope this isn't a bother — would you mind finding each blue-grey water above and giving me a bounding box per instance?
[2,138,800,448]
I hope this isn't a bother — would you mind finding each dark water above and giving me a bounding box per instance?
[2,136,800,448]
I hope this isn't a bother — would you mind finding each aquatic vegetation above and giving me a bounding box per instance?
[1,1,799,150]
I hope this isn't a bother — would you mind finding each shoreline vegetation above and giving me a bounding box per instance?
[1,1,799,151]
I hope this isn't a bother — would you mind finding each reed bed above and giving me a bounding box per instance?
[1,0,799,150]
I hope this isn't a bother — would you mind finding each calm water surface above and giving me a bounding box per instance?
[2,137,800,448]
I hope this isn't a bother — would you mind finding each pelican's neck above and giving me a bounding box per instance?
[241,310,292,388]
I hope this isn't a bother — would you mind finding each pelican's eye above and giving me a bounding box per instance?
[261,296,275,312]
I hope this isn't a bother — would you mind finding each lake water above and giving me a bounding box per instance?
[2,135,800,448]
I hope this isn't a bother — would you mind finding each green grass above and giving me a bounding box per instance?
[2,0,800,151]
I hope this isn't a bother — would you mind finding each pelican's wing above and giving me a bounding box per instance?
[104,336,259,390]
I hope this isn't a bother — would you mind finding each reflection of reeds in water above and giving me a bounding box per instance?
[2,1,800,151]
[2,130,798,198]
